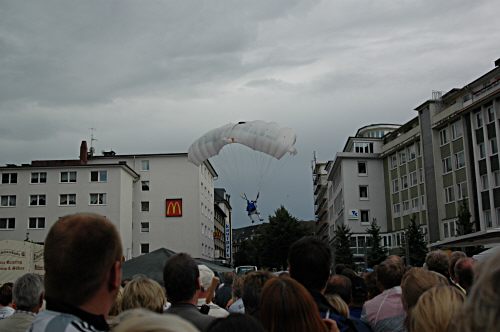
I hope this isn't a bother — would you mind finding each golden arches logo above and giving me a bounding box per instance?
[166,199,182,217]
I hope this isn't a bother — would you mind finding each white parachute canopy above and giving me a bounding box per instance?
[188,120,298,166]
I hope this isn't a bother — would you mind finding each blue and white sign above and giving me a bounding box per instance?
[348,209,360,220]
[225,224,231,258]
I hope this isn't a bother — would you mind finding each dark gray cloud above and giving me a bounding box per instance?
[1,0,499,227]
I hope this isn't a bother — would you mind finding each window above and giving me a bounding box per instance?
[1,173,17,184]
[476,112,483,128]
[451,120,463,140]
[59,194,76,206]
[60,171,77,183]
[28,217,45,229]
[410,171,418,187]
[140,222,150,232]
[403,200,410,213]
[439,128,449,145]
[141,181,150,191]
[140,243,150,254]
[408,145,416,160]
[393,203,401,215]
[399,152,407,165]
[479,142,486,159]
[357,162,367,175]
[359,186,368,200]
[442,157,452,174]
[457,182,468,200]
[445,186,455,203]
[444,223,449,238]
[411,197,419,211]
[30,194,46,206]
[90,170,107,182]
[490,139,498,155]
[0,218,15,230]
[0,195,16,207]
[484,210,492,228]
[89,193,106,205]
[455,151,465,169]
[401,175,408,189]
[392,179,399,193]
[419,168,424,183]
[481,174,489,190]
[141,160,150,171]
[141,201,150,211]
[354,142,374,153]
[487,106,495,123]
[450,221,456,237]
[360,210,370,223]
[421,195,426,209]
[494,171,500,187]
[496,208,500,227]
[390,155,398,169]
[31,172,47,184]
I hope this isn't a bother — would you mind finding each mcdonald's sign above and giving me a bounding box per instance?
[165,198,182,217]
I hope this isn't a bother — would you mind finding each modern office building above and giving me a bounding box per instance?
[0,141,222,260]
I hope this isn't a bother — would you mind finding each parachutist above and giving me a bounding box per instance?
[242,192,264,223]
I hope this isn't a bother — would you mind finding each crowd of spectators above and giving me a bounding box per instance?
[0,212,499,332]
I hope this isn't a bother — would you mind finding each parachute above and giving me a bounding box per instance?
[187,120,297,166]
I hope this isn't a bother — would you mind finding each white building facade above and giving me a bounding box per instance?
[0,142,218,260]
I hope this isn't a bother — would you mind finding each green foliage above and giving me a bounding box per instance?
[333,224,354,267]
[404,215,428,267]
[456,199,474,235]
[233,206,308,269]
[366,220,387,267]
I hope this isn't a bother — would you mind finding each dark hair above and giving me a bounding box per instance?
[454,257,474,292]
[222,272,234,286]
[242,271,274,317]
[449,251,467,280]
[326,275,352,304]
[206,313,265,332]
[44,213,122,305]
[260,277,328,332]
[341,269,368,306]
[425,250,450,279]
[288,236,331,291]
[376,259,405,290]
[0,282,13,306]
[364,270,381,300]
[163,253,199,303]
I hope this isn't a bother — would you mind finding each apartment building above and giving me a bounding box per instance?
[0,141,222,260]
[314,57,500,256]
[214,188,232,264]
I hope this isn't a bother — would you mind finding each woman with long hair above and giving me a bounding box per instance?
[260,276,337,332]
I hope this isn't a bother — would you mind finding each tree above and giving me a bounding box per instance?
[333,224,354,268]
[366,220,387,267]
[255,206,308,269]
[233,239,259,267]
[404,215,428,267]
[456,199,474,235]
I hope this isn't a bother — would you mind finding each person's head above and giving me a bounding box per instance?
[198,265,215,297]
[12,273,44,312]
[454,257,475,293]
[326,274,352,305]
[241,271,275,317]
[409,286,465,332]
[425,250,450,279]
[112,308,198,332]
[364,270,381,300]
[0,282,13,306]
[376,258,405,290]
[452,250,500,332]
[288,236,331,291]
[122,275,166,313]
[232,276,244,299]
[163,253,199,304]
[386,255,405,269]
[449,251,467,280]
[222,272,234,286]
[324,293,349,318]
[44,213,123,307]
[206,313,265,332]
[401,267,448,312]
[260,277,329,332]
[340,268,367,307]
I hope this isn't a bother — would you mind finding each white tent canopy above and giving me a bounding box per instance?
[472,246,500,262]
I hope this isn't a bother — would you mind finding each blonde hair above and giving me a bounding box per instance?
[112,308,198,332]
[401,267,448,311]
[121,276,166,313]
[325,294,349,318]
[409,286,465,332]
[109,287,124,317]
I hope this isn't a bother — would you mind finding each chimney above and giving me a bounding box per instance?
[80,141,88,164]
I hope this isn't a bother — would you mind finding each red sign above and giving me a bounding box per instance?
[166,199,182,217]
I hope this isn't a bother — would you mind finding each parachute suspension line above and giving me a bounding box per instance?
[259,154,293,194]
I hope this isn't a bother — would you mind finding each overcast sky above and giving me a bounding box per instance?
[1,0,499,228]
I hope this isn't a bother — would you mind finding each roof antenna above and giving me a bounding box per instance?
[89,128,97,157]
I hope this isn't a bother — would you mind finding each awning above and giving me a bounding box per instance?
[429,229,500,249]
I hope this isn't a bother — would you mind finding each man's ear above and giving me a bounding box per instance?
[39,291,45,307]
[108,260,122,292]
